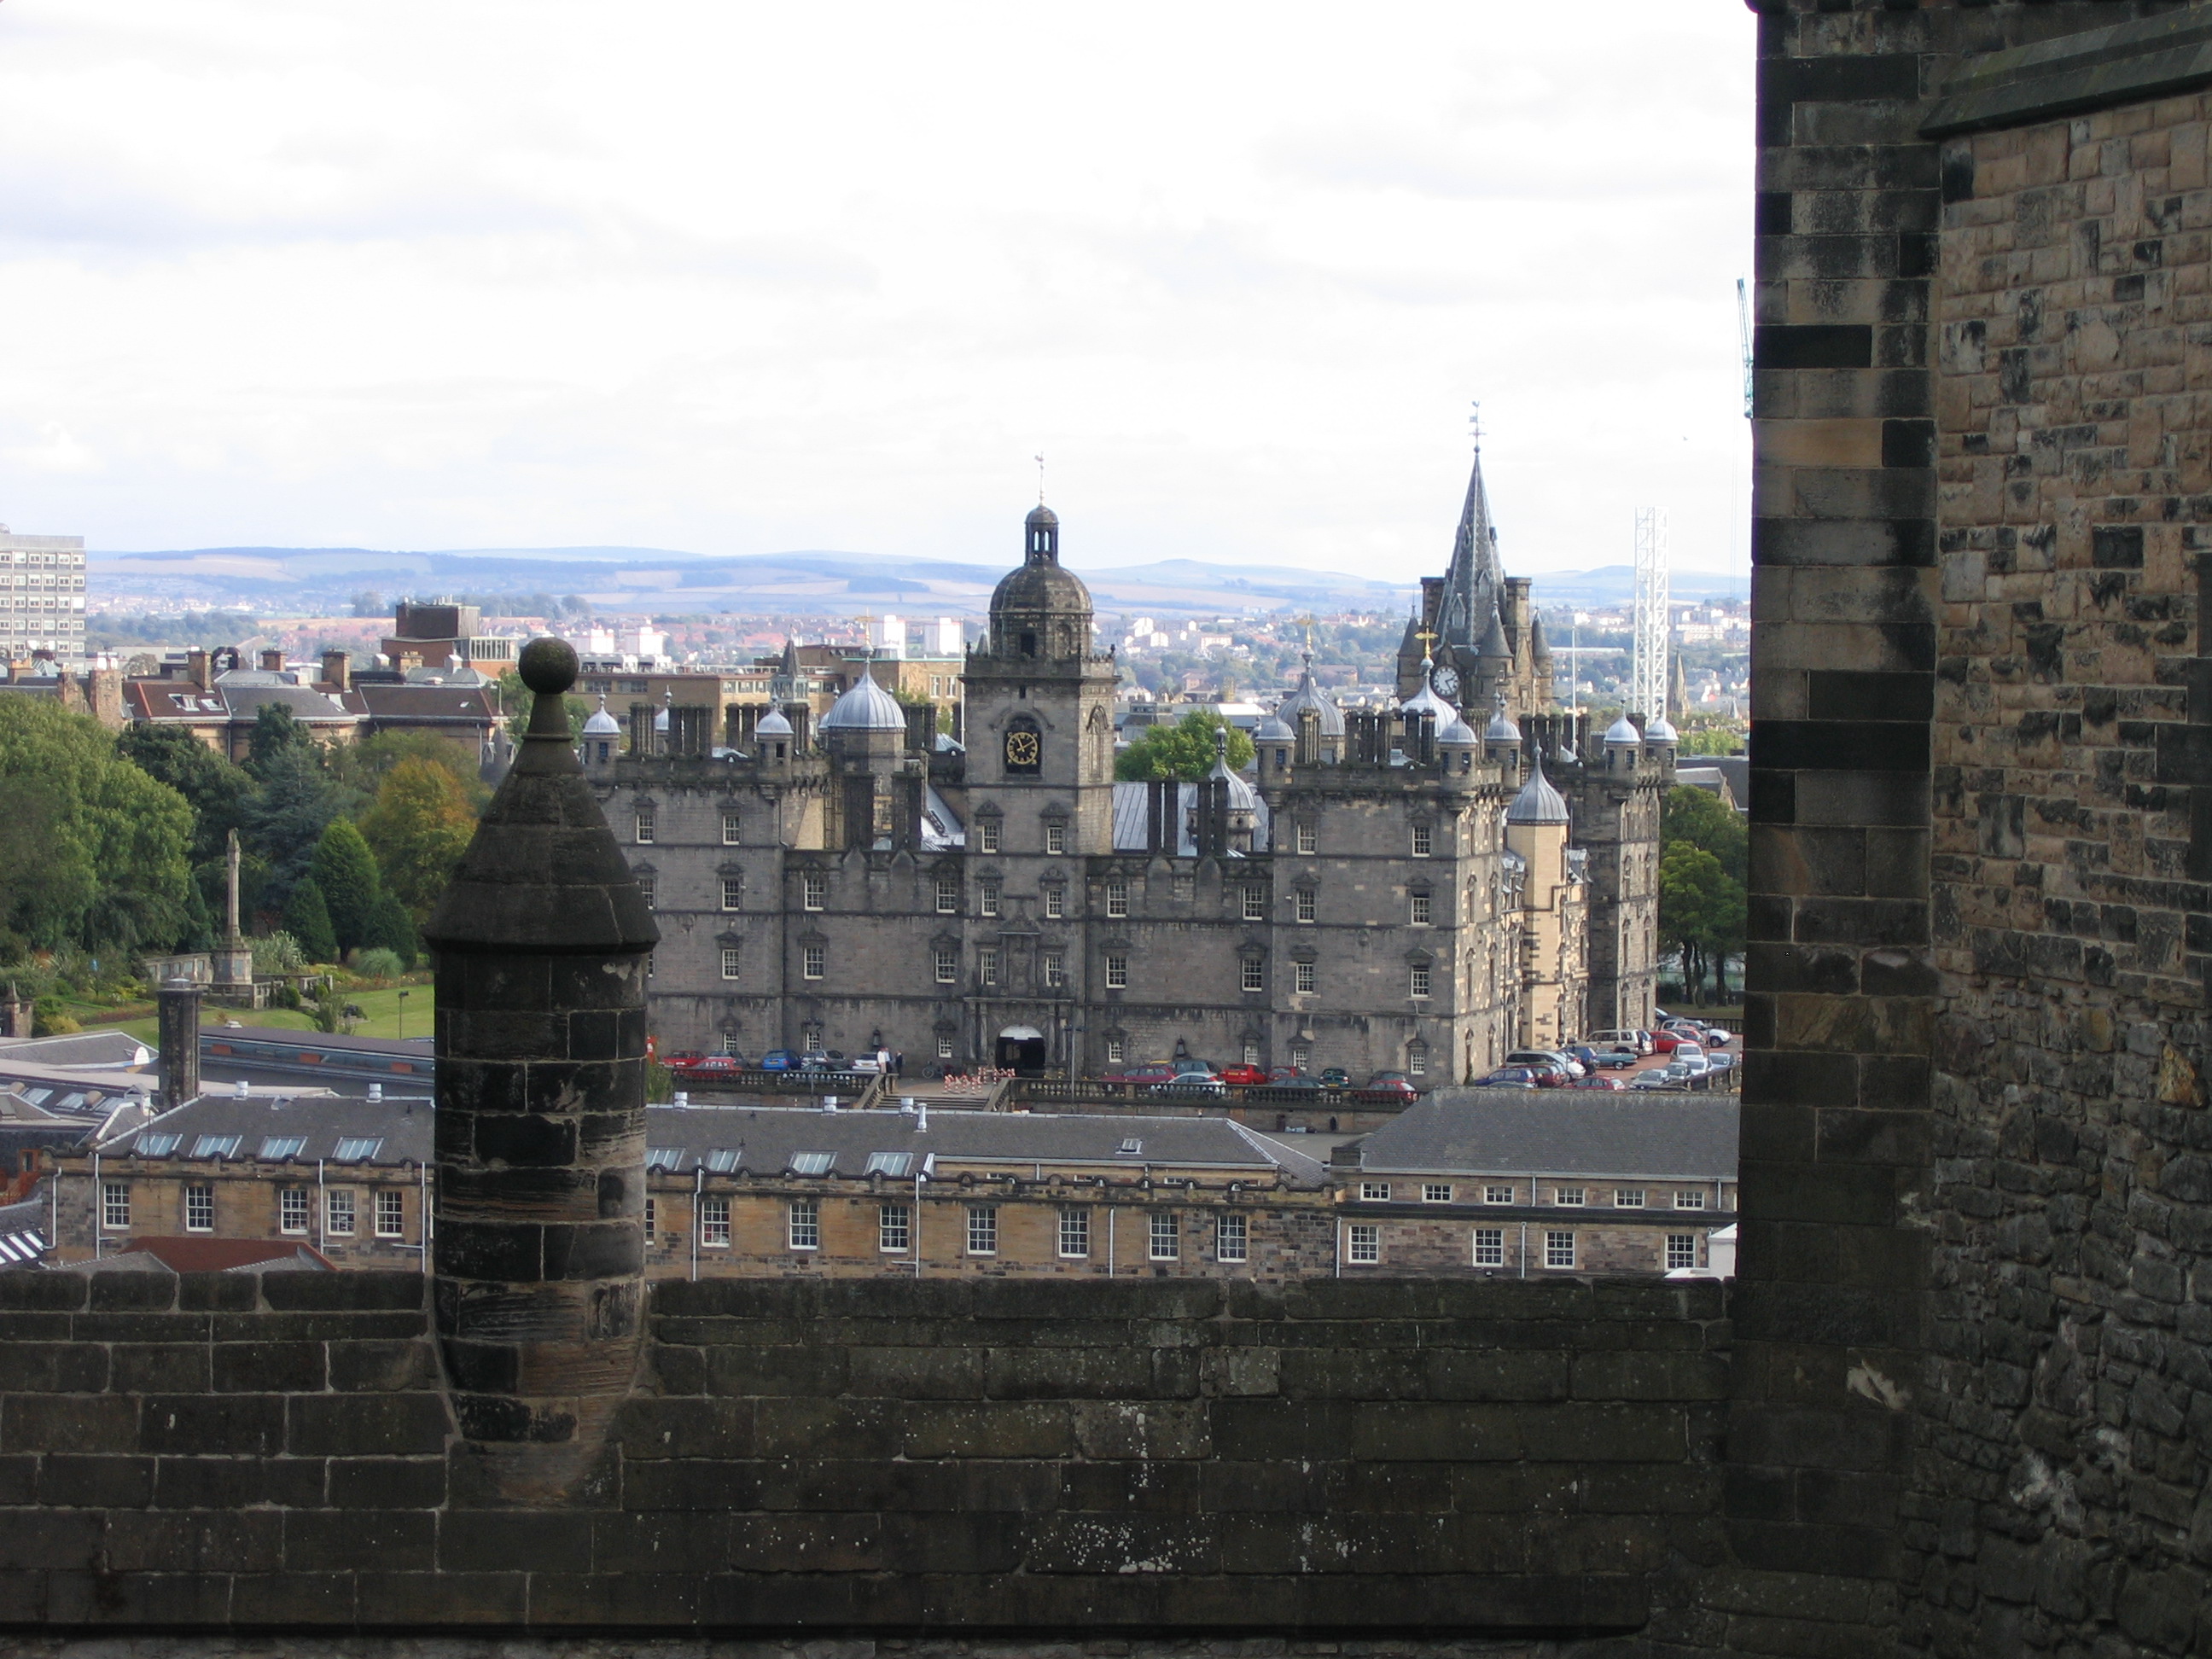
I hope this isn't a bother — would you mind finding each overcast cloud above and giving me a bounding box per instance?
[0,2,1755,582]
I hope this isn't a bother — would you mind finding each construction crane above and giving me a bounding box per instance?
[1738,277,1754,420]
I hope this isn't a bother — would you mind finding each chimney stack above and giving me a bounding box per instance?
[157,978,202,1108]
[321,649,351,692]
[188,649,212,692]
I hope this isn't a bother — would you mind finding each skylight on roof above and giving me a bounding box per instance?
[789,1151,835,1176]
[330,1136,382,1162]
[1117,1138,1144,1155]
[259,1136,306,1161]
[863,1152,912,1177]
[645,1147,684,1171]
[190,1135,242,1160]
[703,1149,742,1173]
[135,1133,180,1156]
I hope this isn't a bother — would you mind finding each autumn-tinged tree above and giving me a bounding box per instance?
[360,757,479,921]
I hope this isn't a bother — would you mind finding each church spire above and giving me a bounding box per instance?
[1436,416,1501,653]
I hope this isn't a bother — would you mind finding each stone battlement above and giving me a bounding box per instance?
[0,1269,1724,1637]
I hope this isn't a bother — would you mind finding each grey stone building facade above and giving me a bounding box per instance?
[595,475,1669,1082]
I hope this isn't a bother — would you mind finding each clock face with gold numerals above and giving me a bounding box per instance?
[1004,728,1041,769]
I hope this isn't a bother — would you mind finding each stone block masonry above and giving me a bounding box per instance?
[0,1268,1726,1639]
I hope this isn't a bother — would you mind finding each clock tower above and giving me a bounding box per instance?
[958,504,1119,1064]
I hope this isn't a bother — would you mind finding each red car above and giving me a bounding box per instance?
[1109,1062,1180,1087]
[1650,1030,1692,1055]
[1353,1072,1423,1102]
[1217,1063,1267,1086]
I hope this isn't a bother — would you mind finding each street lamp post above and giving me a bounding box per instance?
[397,989,410,1041]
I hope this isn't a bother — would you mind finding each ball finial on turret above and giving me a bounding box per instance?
[518,637,579,697]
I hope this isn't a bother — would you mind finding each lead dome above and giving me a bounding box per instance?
[819,665,906,732]
[1506,754,1570,824]
[581,696,620,737]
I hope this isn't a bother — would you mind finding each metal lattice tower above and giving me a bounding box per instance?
[1632,508,1670,722]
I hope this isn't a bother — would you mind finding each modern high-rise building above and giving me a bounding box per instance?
[0,527,87,661]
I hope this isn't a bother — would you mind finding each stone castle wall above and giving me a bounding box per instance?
[1921,73,2212,1659]
[0,1269,1724,1640]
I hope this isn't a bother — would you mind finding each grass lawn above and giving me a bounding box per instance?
[111,981,434,1046]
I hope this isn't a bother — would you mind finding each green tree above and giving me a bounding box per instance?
[360,756,480,921]
[244,701,317,781]
[241,746,346,910]
[1662,784,1747,882]
[1657,842,1746,1007]
[1114,709,1256,782]
[0,700,194,956]
[282,876,339,964]
[363,890,419,969]
[117,725,254,869]
[311,818,384,954]
[1678,724,1745,758]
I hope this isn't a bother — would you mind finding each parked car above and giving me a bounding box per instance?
[1354,1072,1423,1101]
[1649,1029,1693,1055]
[1150,1074,1227,1097]
[1506,1049,1583,1079]
[1263,1072,1324,1093]
[1567,1074,1629,1091]
[1473,1068,1541,1090]
[1109,1062,1179,1087]
[1664,1056,1710,1083]
[1589,1027,1651,1056]
[672,1054,745,1078]
[1318,1068,1351,1089]
[760,1049,801,1071]
[1629,1068,1684,1090]
[1527,1062,1574,1088]
[1217,1063,1268,1087]
[1586,1048,1639,1069]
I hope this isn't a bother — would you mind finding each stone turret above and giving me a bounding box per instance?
[422,636,658,1499]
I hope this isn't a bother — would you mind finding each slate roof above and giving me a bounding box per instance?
[86,1239,331,1273]
[0,1030,154,1070]
[349,681,500,728]
[101,1091,435,1165]
[1109,782,1272,856]
[1349,1092,1738,1182]
[643,1105,1329,1184]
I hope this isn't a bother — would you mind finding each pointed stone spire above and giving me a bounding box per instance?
[1437,444,1503,652]
[422,636,658,1496]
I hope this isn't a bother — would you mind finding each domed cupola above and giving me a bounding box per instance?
[1277,655,1346,739]
[1644,712,1679,744]
[1506,752,1569,825]
[1604,713,1642,748]
[988,501,1092,660]
[581,694,621,770]
[1399,656,1455,726]
[819,662,906,734]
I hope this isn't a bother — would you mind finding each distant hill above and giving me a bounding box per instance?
[88,542,1741,620]
[90,544,1418,620]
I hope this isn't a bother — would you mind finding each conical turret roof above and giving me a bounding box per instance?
[1435,445,1504,653]
[423,638,658,955]
[1506,753,1569,825]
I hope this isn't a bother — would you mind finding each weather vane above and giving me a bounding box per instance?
[1035,452,1046,504]
[1469,400,1482,451]
[1296,613,1316,654]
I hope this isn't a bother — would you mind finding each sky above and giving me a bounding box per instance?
[0,2,1756,582]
